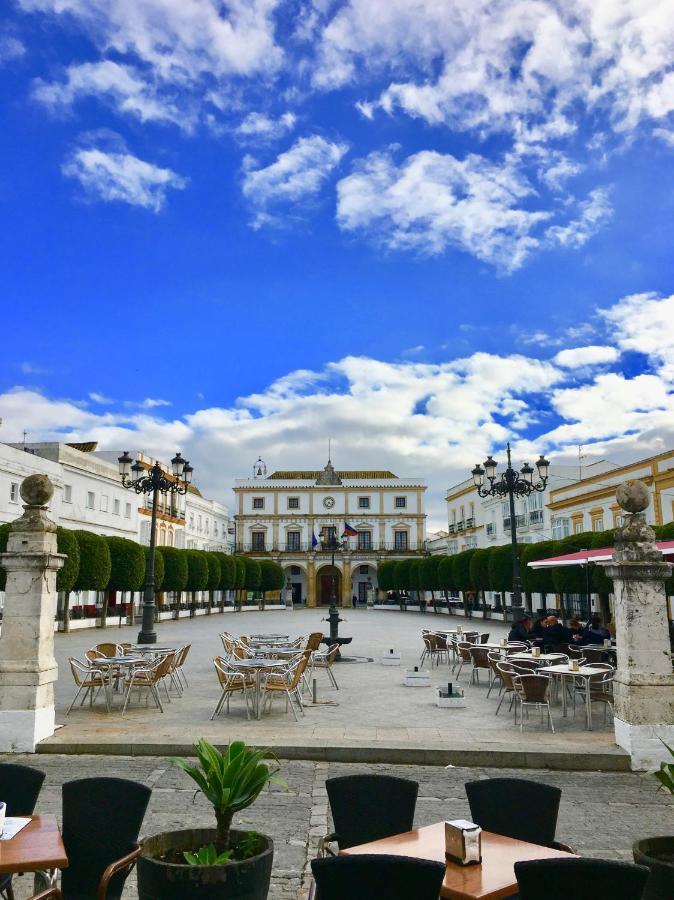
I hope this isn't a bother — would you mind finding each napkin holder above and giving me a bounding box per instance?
[445,819,482,866]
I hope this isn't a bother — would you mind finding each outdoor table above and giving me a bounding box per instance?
[538,664,609,730]
[509,652,565,663]
[252,646,302,657]
[341,822,575,899]
[233,658,286,720]
[0,815,68,892]
[92,655,148,711]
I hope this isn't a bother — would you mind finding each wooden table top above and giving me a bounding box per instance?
[0,815,68,874]
[341,822,575,900]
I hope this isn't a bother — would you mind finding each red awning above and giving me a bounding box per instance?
[527,540,674,569]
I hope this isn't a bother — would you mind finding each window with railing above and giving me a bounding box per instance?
[251,532,266,551]
[486,522,495,536]
[358,496,371,508]
[465,517,474,528]
[287,497,300,509]
[357,531,372,550]
[447,524,455,533]
[456,520,464,531]
[252,497,264,510]
[529,509,544,524]
[394,531,409,549]
[286,531,301,551]
[503,514,526,530]
[394,496,407,508]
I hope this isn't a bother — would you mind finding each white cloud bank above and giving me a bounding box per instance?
[62,146,187,211]
[2,291,673,527]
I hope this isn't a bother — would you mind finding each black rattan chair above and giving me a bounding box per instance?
[465,777,569,850]
[61,777,151,900]
[321,774,419,854]
[311,854,446,900]
[515,857,650,899]
[0,763,47,900]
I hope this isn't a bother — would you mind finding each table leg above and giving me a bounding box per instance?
[33,868,58,891]
[256,668,263,720]
[561,675,568,718]
[586,677,593,730]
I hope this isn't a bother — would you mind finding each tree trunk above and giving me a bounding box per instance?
[215,809,234,854]
[207,589,213,614]
[63,591,71,633]
[100,590,110,628]
[598,592,612,625]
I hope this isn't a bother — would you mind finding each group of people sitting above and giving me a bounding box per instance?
[508,613,612,647]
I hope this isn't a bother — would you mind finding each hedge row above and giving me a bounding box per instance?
[0,525,284,596]
[378,522,674,598]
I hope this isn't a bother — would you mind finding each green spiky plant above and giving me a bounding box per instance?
[175,739,286,864]
[653,740,674,794]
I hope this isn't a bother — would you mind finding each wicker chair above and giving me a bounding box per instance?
[261,655,309,722]
[494,662,518,716]
[511,658,543,673]
[121,654,172,715]
[486,650,505,697]
[463,631,479,644]
[211,656,254,719]
[94,643,122,658]
[306,632,325,652]
[453,641,474,679]
[582,647,611,665]
[468,645,492,685]
[479,633,490,644]
[313,643,340,689]
[420,633,446,668]
[514,857,649,900]
[572,664,615,721]
[67,658,108,714]
[512,673,554,732]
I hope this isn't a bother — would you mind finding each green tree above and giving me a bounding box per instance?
[393,558,415,593]
[452,548,477,612]
[437,555,457,594]
[488,544,522,609]
[147,546,165,592]
[243,557,262,595]
[56,527,80,594]
[656,522,674,540]
[159,547,188,611]
[71,530,111,625]
[469,548,492,609]
[215,553,237,610]
[186,550,209,610]
[551,532,594,620]
[520,540,557,611]
[590,528,615,623]
[259,560,285,603]
[421,556,441,606]
[205,552,222,612]
[102,536,145,626]
[377,560,396,593]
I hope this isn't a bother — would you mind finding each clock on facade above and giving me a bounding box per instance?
[323,496,335,509]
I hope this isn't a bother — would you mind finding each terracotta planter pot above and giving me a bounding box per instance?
[137,828,273,900]
[633,836,674,900]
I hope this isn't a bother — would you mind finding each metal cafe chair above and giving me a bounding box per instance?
[515,857,650,900]
[512,673,555,733]
[0,763,47,900]
[311,854,445,900]
[66,658,109,714]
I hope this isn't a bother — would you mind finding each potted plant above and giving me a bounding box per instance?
[137,739,285,899]
[633,741,674,899]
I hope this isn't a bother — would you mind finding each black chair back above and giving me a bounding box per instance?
[326,774,418,850]
[312,854,445,900]
[465,777,561,848]
[0,762,46,815]
[515,857,650,899]
[61,777,151,900]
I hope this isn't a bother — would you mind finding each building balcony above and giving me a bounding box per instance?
[502,515,526,530]
[235,541,422,554]
[528,509,544,524]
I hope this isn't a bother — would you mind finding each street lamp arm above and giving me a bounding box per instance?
[122,463,189,496]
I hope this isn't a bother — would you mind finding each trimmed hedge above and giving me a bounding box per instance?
[217,553,237,591]
[57,527,80,594]
[377,560,396,592]
[437,555,457,592]
[259,559,285,593]
[488,543,521,594]
[421,555,441,591]
[186,550,209,593]
[552,532,594,595]
[520,540,557,595]
[393,558,415,591]
[243,557,262,591]
[469,547,493,595]
[233,556,246,590]
[452,549,477,592]
[205,552,221,592]
[106,536,145,592]
[148,546,164,592]
[73,530,111,592]
[159,547,188,593]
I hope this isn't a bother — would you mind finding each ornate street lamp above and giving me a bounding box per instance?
[320,531,349,643]
[470,442,549,608]
[118,450,193,644]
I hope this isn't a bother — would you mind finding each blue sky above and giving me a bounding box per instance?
[1,1,673,526]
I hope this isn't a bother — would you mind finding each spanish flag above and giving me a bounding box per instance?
[342,522,358,537]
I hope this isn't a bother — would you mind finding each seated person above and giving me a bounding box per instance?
[541,616,572,648]
[579,615,611,645]
[508,615,532,643]
[568,617,583,637]
[529,616,547,645]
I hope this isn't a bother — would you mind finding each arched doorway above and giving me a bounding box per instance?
[352,563,377,606]
[284,564,307,606]
[316,565,341,606]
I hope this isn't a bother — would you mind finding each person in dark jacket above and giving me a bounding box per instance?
[541,616,572,647]
[579,615,611,645]
[508,616,532,642]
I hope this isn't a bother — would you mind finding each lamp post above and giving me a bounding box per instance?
[320,531,348,642]
[118,450,193,644]
[471,443,550,609]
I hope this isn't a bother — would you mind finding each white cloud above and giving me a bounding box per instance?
[0,36,26,63]
[33,60,189,128]
[19,0,284,83]
[235,111,297,141]
[553,345,619,368]
[242,135,348,227]
[602,291,674,381]
[89,391,114,404]
[137,397,172,409]
[18,361,52,375]
[62,145,187,211]
[545,187,613,249]
[1,290,672,528]
[336,149,551,272]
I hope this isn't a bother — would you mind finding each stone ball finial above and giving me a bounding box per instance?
[20,474,54,507]
[616,479,650,514]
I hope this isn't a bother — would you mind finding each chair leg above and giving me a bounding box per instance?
[67,684,85,715]
[547,703,555,733]
[211,689,227,720]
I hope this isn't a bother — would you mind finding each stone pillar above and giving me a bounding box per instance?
[306,556,316,608]
[0,475,64,752]
[604,480,674,770]
[342,557,353,608]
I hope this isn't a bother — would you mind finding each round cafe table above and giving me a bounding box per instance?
[91,656,148,711]
[538,663,610,730]
[233,658,287,719]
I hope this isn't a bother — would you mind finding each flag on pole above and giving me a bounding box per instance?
[342,522,358,537]
[312,532,318,548]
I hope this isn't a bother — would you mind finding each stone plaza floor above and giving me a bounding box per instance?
[3,753,673,900]
[44,608,627,769]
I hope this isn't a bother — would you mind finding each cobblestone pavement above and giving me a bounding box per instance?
[3,754,673,899]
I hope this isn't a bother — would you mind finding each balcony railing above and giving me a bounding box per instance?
[465,517,474,529]
[502,515,526,530]
[142,499,185,519]
[447,524,455,533]
[235,541,422,554]
[486,523,495,536]
[529,509,544,524]
[456,520,464,531]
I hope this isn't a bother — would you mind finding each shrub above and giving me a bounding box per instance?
[243,557,261,591]
[186,550,209,593]
[452,549,477,592]
[146,546,164,592]
[469,548,492,593]
[216,553,237,591]
[437,555,457,592]
[488,543,521,594]
[233,556,246,590]
[56,527,80,594]
[393,558,414,591]
[377,560,396,592]
[552,532,594,595]
[205,553,222,592]
[421,555,441,591]
[73,530,111,592]
[520,541,557,595]
[159,547,188,593]
[259,560,285,593]
[105,537,145,592]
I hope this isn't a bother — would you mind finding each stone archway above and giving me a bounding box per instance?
[316,565,341,606]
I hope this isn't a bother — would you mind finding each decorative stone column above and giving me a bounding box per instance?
[342,557,353,608]
[604,480,674,770]
[306,556,316,608]
[0,475,64,752]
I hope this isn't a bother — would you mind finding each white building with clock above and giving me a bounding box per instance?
[233,457,427,607]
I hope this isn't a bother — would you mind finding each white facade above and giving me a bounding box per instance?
[234,460,426,606]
